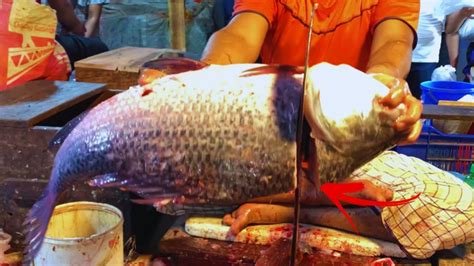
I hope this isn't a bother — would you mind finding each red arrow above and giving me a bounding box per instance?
[320,182,421,234]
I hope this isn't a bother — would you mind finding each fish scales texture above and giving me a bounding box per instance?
[59,65,299,204]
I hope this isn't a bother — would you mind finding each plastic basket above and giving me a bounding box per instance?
[395,122,474,175]
[420,81,474,104]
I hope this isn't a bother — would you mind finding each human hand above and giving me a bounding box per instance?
[461,6,474,19]
[223,203,293,235]
[369,73,423,145]
[336,178,394,202]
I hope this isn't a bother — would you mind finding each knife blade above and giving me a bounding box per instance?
[289,3,319,266]
[290,3,318,266]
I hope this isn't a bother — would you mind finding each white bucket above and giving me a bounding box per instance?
[33,201,124,266]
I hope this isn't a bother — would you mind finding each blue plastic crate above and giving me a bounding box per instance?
[395,122,474,175]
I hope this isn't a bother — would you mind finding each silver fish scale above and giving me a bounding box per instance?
[55,68,300,206]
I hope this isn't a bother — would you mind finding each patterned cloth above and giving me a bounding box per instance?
[351,151,474,259]
[42,40,71,81]
[74,0,109,7]
[41,0,110,8]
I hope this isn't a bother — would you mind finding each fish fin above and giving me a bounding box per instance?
[88,173,123,187]
[153,201,234,216]
[133,196,236,216]
[142,57,209,75]
[126,186,167,194]
[130,197,189,215]
[48,110,90,150]
[131,198,167,205]
[130,193,180,205]
[240,65,304,77]
[130,190,176,200]
[22,188,58,263]
[88,175,172,197]
[176,205,237,215]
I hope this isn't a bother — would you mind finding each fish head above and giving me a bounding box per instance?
[303,63,408,183]
[304,63,402,141]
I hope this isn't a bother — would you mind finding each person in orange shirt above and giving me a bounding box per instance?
[202,0,419,78]
[201,0,422,143]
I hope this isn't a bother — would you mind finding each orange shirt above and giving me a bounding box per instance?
[233,0,420,71]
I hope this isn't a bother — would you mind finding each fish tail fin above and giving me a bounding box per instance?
[22,186,58,263]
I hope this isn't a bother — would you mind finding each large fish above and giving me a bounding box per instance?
[23,59,407,261]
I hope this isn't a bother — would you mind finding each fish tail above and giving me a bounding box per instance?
[22,184,59,263]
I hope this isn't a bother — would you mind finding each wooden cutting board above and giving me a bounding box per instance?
[184,217,406,258]
[0,80,105,128]
[74,46,182,90]
[422,104,474,121]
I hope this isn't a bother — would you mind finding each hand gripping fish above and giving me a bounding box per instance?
[23,59,411,261]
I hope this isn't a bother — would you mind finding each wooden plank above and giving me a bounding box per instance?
[157,236,429,266]
[185,217,405,258]
[0,126,58,181]
[0,80,105,128]
[155,227,449,265]
[74,46,182,73]
[74,47,182,89]
[439,100,474,107]
[421,104,474,121]
[75,68,140,90]
[168,0,186,51]
[158,237,260,266]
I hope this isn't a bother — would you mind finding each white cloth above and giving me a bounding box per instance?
[459,18,474,40]
[412,0,446,63]
[433,0,474,19]
[431,64,457,81]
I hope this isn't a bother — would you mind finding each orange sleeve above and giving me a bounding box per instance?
[371,0,420,47]
[233,0,277,27]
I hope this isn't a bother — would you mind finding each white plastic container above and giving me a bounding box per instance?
[33,201,123,266]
